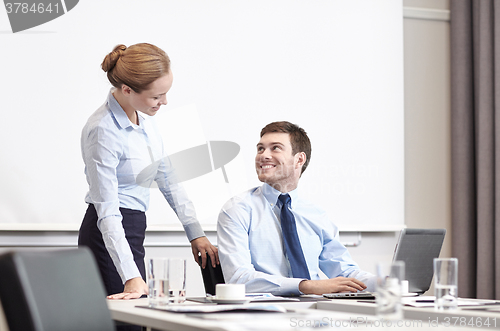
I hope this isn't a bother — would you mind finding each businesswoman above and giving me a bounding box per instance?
[78,43,218,307]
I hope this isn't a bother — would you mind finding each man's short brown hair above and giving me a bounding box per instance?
[260,121,311,175]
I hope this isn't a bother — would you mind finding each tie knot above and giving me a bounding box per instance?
[278,194,291,206]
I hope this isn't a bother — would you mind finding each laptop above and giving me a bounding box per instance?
[323,228,446,300]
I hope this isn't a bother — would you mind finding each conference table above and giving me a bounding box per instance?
[107,297,339,331]
[318,300,500,329]
[107,296,500,331]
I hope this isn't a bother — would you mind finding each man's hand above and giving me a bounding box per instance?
[299,277,367,295]
[190,236,219,269]
[107,277,148,300]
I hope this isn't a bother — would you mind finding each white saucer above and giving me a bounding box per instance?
[208,297,251,304]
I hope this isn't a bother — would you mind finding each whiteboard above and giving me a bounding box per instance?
[0,0,404,231]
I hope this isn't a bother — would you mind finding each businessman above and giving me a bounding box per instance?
[217,121,375,296]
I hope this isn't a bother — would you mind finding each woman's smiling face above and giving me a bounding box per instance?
[129,72,173,116]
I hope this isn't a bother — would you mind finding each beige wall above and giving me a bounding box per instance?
[404,0,449,10]
[403,0,452,258]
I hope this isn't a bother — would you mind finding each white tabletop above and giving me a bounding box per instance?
[317,299,500,329]
[107,298,331,331]
[107,297,495,331]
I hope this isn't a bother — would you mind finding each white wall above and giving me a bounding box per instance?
[0,1,404,232]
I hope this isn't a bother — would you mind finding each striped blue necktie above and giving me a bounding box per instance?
[278,194,311,279]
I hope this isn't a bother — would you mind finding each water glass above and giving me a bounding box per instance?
[168,258,186,304]
[434,258,458,310]
[376,261,405,320]
[147,258,169,307]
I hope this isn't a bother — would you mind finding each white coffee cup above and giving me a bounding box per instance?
[215,284,246,300]
[401,280,409,294]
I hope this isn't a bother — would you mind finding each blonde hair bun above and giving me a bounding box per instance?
[101,44,127,73]
[101,43,170,93]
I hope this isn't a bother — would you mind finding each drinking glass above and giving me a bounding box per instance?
[168,258,186,304]
[434,258,458,310]
[376,261,405,320]
[147,258,169,307]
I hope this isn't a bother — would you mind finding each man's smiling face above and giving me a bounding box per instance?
[255,132,303,191]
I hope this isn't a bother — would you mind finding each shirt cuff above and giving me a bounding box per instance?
[183,222,205,242]
[120,259,143,284]
[273,277,304,296]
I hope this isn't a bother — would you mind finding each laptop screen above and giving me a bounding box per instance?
[393,228,446,295]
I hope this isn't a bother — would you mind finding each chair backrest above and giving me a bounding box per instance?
[198,253,225,296]
[0,248,115,331]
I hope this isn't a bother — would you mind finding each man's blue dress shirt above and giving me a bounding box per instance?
[217,183,375,296]
[81,90,205,282]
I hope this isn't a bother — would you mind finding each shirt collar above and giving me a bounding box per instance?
[107,89,147,129]
[261,183,299,207]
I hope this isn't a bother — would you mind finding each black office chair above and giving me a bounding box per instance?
[198,252,224,296]
[0,247,115,331]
